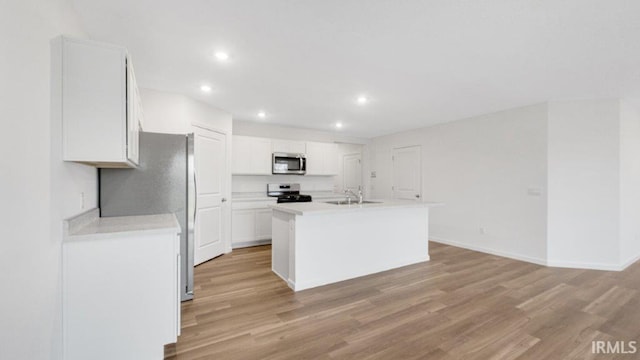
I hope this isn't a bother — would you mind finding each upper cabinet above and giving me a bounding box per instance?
[306,142,338,175]
[232,136,339,176]
[53,37,141,168]
[232,136,272,175]
[272,139,306,154]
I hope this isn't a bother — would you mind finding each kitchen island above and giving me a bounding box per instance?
[270,200,442,291]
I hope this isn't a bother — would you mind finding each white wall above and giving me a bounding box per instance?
[370,104,549,264]
[547,100,621,269]
[233,120,368,145]
[140,88,232,134]
[0,2,94,360]
[619,99,640,267]
[369,99,640,270]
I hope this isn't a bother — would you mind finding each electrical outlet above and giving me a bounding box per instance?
[370,171,377,178]
[479,227,486,235]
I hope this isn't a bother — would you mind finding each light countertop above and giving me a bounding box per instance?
[64,208,181,241]
[271,199,444,216]
[232,191,347,202]
[310,192,353,199]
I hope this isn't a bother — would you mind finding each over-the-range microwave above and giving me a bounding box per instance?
[272,152,306,175]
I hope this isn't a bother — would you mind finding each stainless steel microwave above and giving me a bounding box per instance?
[272,152,306,175]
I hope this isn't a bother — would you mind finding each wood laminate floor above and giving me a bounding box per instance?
[165,243,640,359]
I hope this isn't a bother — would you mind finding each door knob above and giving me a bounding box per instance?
[222,198,227,202]
[415,194,420,198]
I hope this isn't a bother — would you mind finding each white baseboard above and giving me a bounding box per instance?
[545,259,621,271]
[430,237,547,266]
[620,252,640,270]
[546,249,640,272]
[430,237,640,272]
[232,239,271,249]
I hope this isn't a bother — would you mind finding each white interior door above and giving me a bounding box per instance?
[343,153,362,192]
[193,127,227,265]
[392,146,422,200]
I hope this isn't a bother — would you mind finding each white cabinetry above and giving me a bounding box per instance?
[232,199,276,248]
[306,142,338,175]
[231,209,255,243]
[53,36,141,168]
[255,209,273,239]
[232,136,272,175]
[272,139,306,154]
[231,136,339,176]
[63,215,180,360]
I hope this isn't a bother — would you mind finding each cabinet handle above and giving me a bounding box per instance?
[222,198,227,203]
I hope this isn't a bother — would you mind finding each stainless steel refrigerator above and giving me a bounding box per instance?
[100,132,195,301]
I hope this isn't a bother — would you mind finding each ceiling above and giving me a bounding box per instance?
[71,0,640,138]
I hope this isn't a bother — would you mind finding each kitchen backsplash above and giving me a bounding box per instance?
[232,175,336,193]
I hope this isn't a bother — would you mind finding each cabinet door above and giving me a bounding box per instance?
[175,252,181,337]
[232,136,271,175]
[305,142,326,175]
[61,38,128,164]
[232,136,253,174]
[289,141,307,154]
[126,58,139,165]
[232,209,256,243]
[272,139,306,154]
[306,142,338,175]
[325,143,338,175]
[63,233,178,359]
[255,209,272,240]
[135,87,145,131]
[252,138,272,175]
[272,139,290,153]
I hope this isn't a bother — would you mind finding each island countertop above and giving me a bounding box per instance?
[270,199,443,216]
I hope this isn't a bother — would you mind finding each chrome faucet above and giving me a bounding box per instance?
[344,189,363,204]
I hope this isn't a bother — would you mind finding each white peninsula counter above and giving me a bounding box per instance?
[270,200,442,291]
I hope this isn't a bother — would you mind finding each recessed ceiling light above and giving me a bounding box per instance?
[257,111,266,119]
[356,95,368,105]
[335,122,343,129]
[214,51,229,61]
[200,85,212,93]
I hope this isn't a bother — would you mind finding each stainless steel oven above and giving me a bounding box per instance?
[272,152,306,175]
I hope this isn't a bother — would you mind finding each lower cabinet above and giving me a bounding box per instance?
[255,209,273,239]
[62,231,180,360]
[232,209,256,243]
[232,200,276,248]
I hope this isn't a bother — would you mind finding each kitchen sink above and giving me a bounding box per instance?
[325,200,382,205]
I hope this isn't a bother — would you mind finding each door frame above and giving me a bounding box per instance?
[391,145,422,201]
[342,152,363,192]
[191,124,232,260]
